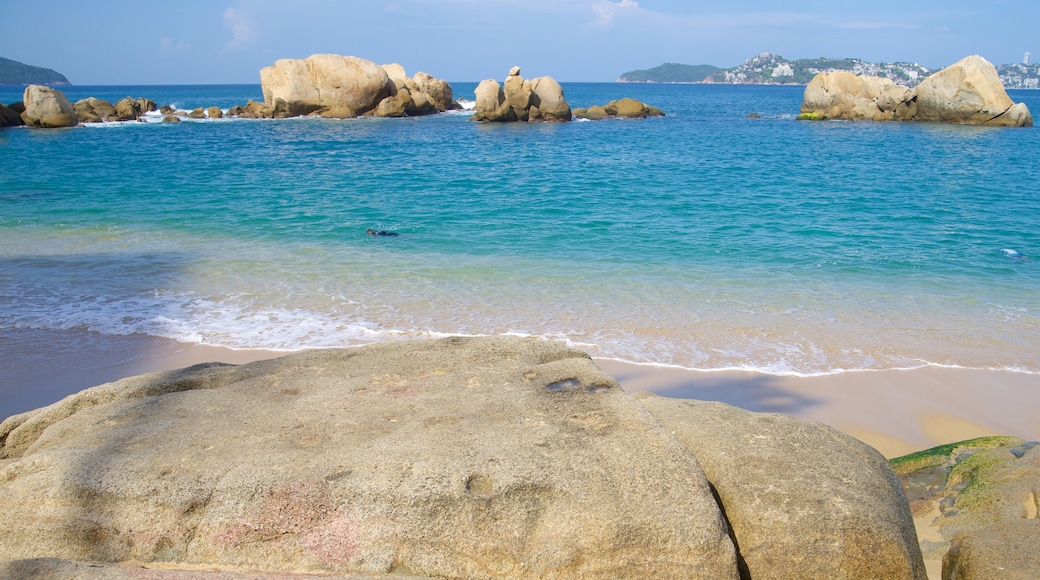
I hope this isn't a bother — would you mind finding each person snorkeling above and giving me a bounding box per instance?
[367,228,399,237]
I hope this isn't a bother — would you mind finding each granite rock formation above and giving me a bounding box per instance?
[472,67,571,122]
[20,84,78,128]
[260,55,454,119]
[800,55,1032,127]
[892,436,1040,577]
[0,337,925,579]
[574,98,665,120]
[0,102,24,127]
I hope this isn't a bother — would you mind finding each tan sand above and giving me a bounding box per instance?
[596,359,1040,458]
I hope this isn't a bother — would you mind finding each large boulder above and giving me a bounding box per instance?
[0,336,931,578]
[0,103,23,127]
[73,97,117,123]
[800,71,915,121]
[528,76,571,122]
[413,71,454,111]
[472,78,516,122]
[260,54,395,118]
[0,337,739,578]
[114,97,142,121]
[20,84,78,128]
[473,68,570,123]
[915,55,1031,126]
[637,395,927,580]
[800,55,1031,126]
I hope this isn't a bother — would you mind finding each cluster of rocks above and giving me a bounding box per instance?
[574,97,665,120]
[892,436,1040,579]
[0,336,928,579]
[473,66,572,122]
[800,55,1033,127]
[258,54,458,119]
[2,55,459,129]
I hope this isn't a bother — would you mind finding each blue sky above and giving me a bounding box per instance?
[1,0,1034,84]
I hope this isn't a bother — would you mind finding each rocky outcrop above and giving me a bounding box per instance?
[20,84,77,128]
[260,55,454,119]
[260,54,394,117]
[0,337,925,578]
[800,55,1032,126]
[891,436,1040,577]
[574,98,665,120]
[0,103,25,127]
[472,67,571,122]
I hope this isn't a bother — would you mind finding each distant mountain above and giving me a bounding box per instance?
[619,53,931,87]
[616,63,721,83]
[0,57,70,86]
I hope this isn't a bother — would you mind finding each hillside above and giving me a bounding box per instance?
[620,53,1040,89]
[617,63,721,83]
[0,57,70,85]
[620,53,930,87]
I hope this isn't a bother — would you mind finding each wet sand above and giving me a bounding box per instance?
[3,328,1038,459]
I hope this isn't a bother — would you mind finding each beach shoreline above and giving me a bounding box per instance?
[2,328,1037,458]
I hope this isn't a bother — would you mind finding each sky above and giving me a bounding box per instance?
[0,0,1035,85]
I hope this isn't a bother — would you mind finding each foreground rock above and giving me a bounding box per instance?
[0,337,925,578]
[639,396,926,579]
[574,98,665,120]
[472,67,571,122]
[20,84,77,128]
[800,55,1032,127]
[891,436,1040,578]
[260,55,454,119]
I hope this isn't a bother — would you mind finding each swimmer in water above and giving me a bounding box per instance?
[367,228,399,237]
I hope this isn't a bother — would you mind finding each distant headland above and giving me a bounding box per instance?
[0,57,70,86]
[619,52,1040,89]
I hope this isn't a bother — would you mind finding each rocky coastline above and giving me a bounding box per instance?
[1,336,1036,578]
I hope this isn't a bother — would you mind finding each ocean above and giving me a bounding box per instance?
[2,82,1039,377]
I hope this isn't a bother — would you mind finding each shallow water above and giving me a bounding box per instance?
[2,83,1039,375]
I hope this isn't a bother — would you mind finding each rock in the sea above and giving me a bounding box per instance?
[800,55,1032,127]
[206,106,223,119]
[0,336,927,578]
[574,98,664,120]
[114,96,142,121]
[161,115,181,123]
[188,107,206,119]
[72,97,116,123]
[638,396,927,580]
[20,84,78,128]
[413,71,454,112]
[915,55,1032,126]
[0,103,23,127]
[260,54,395,118]
[472,78,515,122]
[473,68,571,123]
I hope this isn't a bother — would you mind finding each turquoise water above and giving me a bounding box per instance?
[2,83,1039,374]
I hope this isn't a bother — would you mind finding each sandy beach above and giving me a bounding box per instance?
[3,328,1038,459]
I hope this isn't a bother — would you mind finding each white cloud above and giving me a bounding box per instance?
[160,37,192,54]
[590,0,640,28]
[835,21,920,31]
[223,7,257,50]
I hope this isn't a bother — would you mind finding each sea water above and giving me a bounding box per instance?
[2,83,1038,375]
